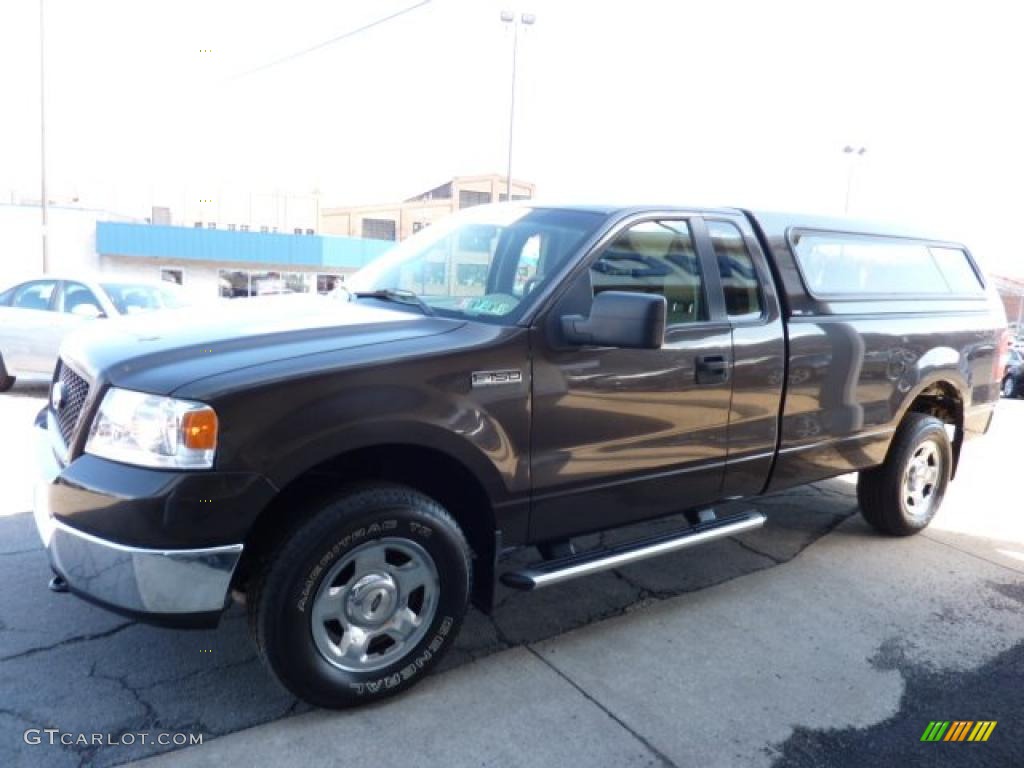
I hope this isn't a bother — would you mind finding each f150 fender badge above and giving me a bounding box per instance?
[472,370,523,388]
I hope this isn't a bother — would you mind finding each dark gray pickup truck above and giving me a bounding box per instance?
[33,204,1007,707]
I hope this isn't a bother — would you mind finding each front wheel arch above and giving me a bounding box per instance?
[234,443,500,614]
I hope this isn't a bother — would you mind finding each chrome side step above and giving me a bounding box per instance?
[501,510,766,591]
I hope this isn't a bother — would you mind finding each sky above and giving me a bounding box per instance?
[1,0,1022,276]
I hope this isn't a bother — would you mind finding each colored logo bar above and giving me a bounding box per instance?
[920,721,997,742]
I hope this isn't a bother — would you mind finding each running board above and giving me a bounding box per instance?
[501,511,766,591]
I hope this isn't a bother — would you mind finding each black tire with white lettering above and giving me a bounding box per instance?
[248,484,472,708]
[857,413,951,536]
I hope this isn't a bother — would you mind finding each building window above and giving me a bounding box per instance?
[219,270,250,298]
[317,274,343,294]
[193,221,203,228]
[458,190,492,209]
[305,228,315,235]
[499,193,531,202]
[260,225,269,233]
[207,222,217,229]
[160,268,184,286]
[228,223,237,231]
[456,263,488,289]
[362,218,397,241]
[294,227,303,235]
[240,224,250,232]
[282,272,310,293]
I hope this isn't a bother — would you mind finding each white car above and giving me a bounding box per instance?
[0,276,190,390]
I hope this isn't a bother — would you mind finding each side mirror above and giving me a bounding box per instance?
[561,291,666,349]
[70,303,104,319]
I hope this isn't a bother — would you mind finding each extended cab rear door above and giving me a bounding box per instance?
[706,214,786,498]
[528,213,735,540]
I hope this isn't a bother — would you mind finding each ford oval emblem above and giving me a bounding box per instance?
[51,382,64,410]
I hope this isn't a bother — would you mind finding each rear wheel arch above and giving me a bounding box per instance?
[896,377,965,478]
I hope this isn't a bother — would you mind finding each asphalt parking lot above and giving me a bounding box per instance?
[1,380,1022,767]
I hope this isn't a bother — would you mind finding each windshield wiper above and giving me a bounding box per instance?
[348,288,435,316]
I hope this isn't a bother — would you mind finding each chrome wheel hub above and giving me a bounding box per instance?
[346,572,398,625]
[310,537,439,673]
[901,440,942,518]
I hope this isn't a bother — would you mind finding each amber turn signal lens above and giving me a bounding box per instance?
[182,408,218,451]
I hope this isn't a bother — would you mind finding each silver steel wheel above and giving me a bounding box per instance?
[1003,377,1015,397]
[901,439,942,519]
[310,537,439,673]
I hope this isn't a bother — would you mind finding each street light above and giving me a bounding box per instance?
[842,145,867,215]
[39,0,49,272]
[501,10,535,203]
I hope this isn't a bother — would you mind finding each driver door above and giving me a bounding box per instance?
[529,216,734,540]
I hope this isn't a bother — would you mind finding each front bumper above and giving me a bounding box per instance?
[33,417,244,628]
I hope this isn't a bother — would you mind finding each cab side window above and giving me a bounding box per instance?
[591,220,706,325]
[12,281,57,311]
[707,220,763,320]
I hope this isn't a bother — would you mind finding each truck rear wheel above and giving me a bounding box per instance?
[857,413,951,536]
[248,484,472,708]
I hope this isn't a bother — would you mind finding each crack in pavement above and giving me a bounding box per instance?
[0,546,41,557]
[85,661,232,768]
[525,645,679,768]
[0,621,135,663]
[921,532,1024,575]
[134,655,261,693]
[729,536,786,565]
[0,706,37,727]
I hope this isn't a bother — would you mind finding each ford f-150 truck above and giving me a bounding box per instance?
[33,204,1007,708]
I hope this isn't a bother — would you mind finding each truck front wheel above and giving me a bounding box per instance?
[248,484,472,708]
[857,413,951,536]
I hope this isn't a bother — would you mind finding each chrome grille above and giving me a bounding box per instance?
[54,361,90,446]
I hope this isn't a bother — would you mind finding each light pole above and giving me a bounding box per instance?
[843,145,866,215]
[501,10,535,203]
[39,0,49,272]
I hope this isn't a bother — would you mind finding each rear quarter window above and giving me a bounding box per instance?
[790,231,983,297]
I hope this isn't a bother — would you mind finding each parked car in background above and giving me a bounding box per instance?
[0,276,190,391]
[1003,347,1024,397]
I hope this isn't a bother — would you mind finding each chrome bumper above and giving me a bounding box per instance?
[33,421,243,618]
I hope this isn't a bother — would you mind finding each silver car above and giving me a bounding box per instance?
[0,276,189,391]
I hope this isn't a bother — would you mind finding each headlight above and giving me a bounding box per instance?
[85,388,218,469]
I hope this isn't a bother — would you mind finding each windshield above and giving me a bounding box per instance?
[346,206,605,322]
[101,283,190,314]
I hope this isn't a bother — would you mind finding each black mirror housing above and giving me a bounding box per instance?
[561,291,666,349]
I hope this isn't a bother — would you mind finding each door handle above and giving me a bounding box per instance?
[695,354,729,385]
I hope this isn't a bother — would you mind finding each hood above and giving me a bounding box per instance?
[60,294,462,396]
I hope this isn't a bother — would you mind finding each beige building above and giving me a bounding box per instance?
[320,174,535,242]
